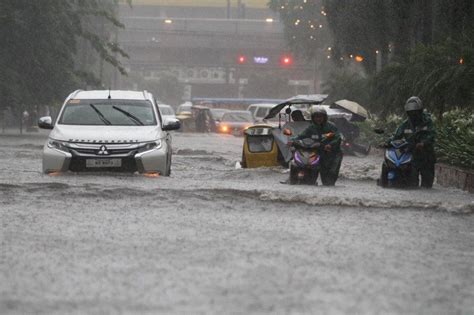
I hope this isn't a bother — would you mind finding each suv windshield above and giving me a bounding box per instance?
[59,99,157,126]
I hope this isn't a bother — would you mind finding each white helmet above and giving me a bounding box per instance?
[404,96,423,112]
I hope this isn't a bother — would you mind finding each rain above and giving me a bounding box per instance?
[1,1,473,314]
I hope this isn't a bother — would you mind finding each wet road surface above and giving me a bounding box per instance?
[1,131,473,314]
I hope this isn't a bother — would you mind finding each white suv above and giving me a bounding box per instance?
[247,103,277,122]
[38,90,180,175]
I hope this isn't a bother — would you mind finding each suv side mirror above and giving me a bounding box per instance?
[38,116,53,129]
[162,118,181,131]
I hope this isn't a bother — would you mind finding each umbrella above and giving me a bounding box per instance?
[264,94,328,120]
[331,99,369,121]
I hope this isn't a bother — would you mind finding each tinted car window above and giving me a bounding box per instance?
[59,99,156,126]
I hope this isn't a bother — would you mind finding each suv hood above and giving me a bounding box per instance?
[50,125,162,143]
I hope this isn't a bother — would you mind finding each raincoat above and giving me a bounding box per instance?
[294,121,343,185]
[391,112,436,187]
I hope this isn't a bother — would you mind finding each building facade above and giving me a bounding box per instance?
[117,1,319,101]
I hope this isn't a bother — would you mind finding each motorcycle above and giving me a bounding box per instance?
[284,130,335,185]
[378,139,418,188]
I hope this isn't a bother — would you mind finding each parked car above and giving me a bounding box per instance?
[157,104,176,120]
[217,110,254,136]
[38,90,180,175]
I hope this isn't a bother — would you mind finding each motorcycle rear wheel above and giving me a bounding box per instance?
[289,165,299,185]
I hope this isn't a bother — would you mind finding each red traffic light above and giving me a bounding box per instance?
[281,55,293,66]
[238,55,246,64]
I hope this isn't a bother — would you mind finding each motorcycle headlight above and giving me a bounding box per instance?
[140,140,162,152]
[47,139,69,152]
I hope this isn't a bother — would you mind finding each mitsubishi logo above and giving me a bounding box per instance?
[97,145,109,155]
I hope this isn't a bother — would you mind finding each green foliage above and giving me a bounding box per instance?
[355,114,403,146]
[435,108,474,169]
[272,0,473,75]
[371,40,473,117]
[320,40,473,118]
[268,0,331,60]
[322,69,371,106]
[0,0,128,114]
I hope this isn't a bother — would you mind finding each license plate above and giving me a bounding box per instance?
[86,158,122,168]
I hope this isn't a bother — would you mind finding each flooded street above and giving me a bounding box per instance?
[1,131,473,314]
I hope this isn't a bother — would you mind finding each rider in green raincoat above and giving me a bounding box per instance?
[390,96,436,188]
[293,107,343,185]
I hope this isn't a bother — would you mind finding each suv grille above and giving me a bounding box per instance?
[66,143,143,172]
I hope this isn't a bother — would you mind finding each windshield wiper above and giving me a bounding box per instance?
[112,106,144,125]
[90,104,111,125]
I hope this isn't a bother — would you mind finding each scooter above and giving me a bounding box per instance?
[289,138,321,185]
[284,130,335,185]
[378,139,418,187]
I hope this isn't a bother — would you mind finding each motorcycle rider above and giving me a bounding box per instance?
[290,107,342,185]
[389,96,436,188]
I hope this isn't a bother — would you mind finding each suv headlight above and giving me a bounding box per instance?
[47,139,69,152]
[139,140,162,152]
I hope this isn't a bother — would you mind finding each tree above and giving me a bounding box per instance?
[0,0,129,121]
[269,0,332,61]
[371,40,473,118]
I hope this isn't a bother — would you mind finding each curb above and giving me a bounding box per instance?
[435,163,474,193]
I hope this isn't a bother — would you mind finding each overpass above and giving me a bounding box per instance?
[117,3,318,100]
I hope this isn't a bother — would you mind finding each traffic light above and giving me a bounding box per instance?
[238,55,246,64]
[281,55,293,66]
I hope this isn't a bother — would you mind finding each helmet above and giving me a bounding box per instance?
[310,106,327,117]
[310,106,328,123]
[404,96,423,112]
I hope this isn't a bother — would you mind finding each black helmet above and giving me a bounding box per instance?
[310,106,328,118]
[404,96,423,112]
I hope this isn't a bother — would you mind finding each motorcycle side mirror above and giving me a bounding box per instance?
[373,128,385,134]
[285,107,292,115]
[283,128,292,136]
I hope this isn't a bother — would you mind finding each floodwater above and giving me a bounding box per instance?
[1,131,473,314]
